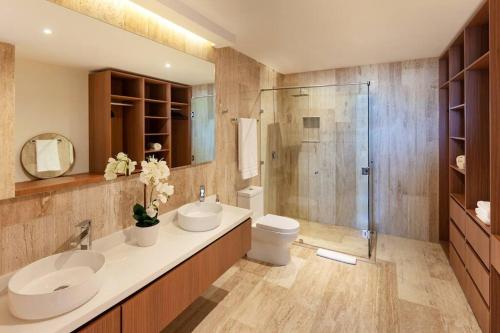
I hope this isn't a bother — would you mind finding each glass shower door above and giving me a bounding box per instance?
[260,83,371,258]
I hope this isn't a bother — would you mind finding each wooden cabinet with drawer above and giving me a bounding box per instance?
[465,273,490,333]
[466,215,490,267]
[77,307,121,333]
[450,220,466,261]
[75,220,251,333]
[450,243,467,290]
[121,220,251,333]
[465,244,490,305]
[450,198,467,233]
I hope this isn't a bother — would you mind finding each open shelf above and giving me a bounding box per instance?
[449,33,465,78]
[450,165,466,175]
[467,51,490,71]
[450,69,465,82]
[450,80,465,108]
[451,192,466,208]
[450,103,465,111]
[90,69,192,171]
[439,54,449,86]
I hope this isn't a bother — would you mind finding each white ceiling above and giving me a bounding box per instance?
[0,0,214,85]
[150,0,484,74]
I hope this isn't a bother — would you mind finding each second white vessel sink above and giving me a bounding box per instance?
[8,250,105,320]
[178,202,223,232]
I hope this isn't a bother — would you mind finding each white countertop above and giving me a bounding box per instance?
[0,200,252,333]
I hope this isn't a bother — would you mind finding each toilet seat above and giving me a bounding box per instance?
[256,214,299,234]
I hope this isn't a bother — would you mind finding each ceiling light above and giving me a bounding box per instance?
[165,63,171,68]
[42,28,53,35]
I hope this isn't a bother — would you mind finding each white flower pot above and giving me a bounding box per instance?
[135,223,160,247]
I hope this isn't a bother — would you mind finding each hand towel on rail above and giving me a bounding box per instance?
[238,118,258,180]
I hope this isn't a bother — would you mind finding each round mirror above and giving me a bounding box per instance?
[20,133,75,179]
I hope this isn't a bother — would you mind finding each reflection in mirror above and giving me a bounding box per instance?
[191,85,216,165]
[1,0,215,183]
[20,133,75,179]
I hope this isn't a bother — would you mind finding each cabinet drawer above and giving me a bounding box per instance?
[450,221,466,262]
[450,198,466,233]
[450,244,467,291]
[465,244,490,306]
[466,215,490,267]
[121,220,251,333]
[492,235,500,273]
[465,273,490,333]
[76,307,121,333]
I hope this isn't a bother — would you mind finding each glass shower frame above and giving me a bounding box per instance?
[259,82,373,258]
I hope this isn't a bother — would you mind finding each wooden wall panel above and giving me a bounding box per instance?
[0,42,15,200]
[276,59,439,241]
[47,0,215,63]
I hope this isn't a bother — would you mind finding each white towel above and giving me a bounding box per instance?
[477,201,490,213]
[35,139,61,172]
[475,208,491,225]
[238,118,258,180]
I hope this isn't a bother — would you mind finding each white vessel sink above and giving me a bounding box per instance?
[178,202,223,232]
[8,250,105,320]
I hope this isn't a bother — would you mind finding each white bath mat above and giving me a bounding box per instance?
[316,248,357,265]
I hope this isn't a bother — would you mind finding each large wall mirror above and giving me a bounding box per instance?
[0,0,215,181]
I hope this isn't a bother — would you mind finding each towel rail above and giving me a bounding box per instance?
[231,117,259,123]
[30,139,63,143]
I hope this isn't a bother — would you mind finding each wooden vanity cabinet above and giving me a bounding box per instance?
[75,220,251,333]
[77,307,121,333]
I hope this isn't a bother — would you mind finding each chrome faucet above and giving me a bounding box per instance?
[76,220,92,250]
[199,185,206,202]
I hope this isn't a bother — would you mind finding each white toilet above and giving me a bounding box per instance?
[237,186,299,266]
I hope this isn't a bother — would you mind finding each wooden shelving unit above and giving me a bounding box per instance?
[89,70,192,172]
[439,1,495,332]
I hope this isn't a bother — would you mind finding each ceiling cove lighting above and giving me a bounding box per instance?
[127,1,213,46]
[42,28,53,35]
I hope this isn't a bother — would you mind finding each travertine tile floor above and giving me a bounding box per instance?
[163,234,480,333]
[297,218,369,258]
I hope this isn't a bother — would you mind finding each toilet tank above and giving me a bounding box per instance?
[237,186,264,219]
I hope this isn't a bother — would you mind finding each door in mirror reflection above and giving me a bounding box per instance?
[191,95,215,165]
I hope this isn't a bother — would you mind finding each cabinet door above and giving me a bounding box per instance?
[77,307,121,333]
[121,220,251,333]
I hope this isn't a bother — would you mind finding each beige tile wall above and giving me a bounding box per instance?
[277,59,439,241]
[0,42,15,200]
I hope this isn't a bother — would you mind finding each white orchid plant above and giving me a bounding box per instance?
[104,152,137,180]
[104,154,174,228]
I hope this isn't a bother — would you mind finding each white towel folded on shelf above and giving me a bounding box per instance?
[477,201,490,212]
[35,139,61,172]
[238,118,258,180]
[475,207,491,225]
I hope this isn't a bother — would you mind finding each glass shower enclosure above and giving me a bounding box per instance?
[260,83,372,258]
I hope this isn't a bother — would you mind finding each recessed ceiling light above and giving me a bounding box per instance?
[165,63,171,68]
[42,28,53,35]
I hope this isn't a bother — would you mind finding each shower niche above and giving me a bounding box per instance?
[302,117,320,143]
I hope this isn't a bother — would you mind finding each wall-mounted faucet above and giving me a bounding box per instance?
[76,220,92,250]
[199,185,206,202]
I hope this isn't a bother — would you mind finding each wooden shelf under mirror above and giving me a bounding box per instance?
[89,69,192,172]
